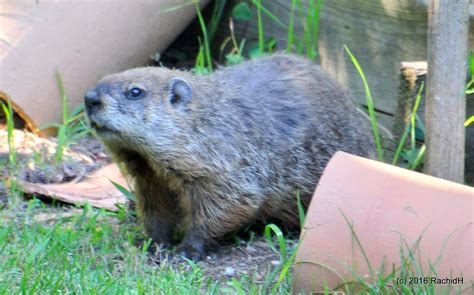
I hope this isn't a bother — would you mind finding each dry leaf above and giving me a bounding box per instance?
[18,164,128,211]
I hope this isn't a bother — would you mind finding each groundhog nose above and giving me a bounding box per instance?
[84,90,101,109]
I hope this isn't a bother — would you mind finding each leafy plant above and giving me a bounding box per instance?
[1,97,16,170]
[194,1,213,73]
[0,96,23,208]
[232,2,252,21]
[42,71,90,163]
[286,0,323,59]
[162,1,216,74]
[193,38,211,75]
[165,0,324,70]
[249,0,285,58]
[392,83,426,169]
[222,18,247,66]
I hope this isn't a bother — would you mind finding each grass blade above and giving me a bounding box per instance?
[195,2,213,73]
[1,98,16,168]
[296,190,306,230]
[55,71,68,126]
[344,45,384,162]
[255,0,264,55]
[264,224,287,262]
[465,115,474,127]
[286,0,298,53]
[251,0,286,28]
[110,180,136,202]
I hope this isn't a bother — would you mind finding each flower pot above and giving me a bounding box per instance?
[293,152,473,293]
[0,1,207,134]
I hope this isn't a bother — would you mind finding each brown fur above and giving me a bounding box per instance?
[85,53,374,259]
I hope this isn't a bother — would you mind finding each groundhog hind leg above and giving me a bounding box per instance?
[175,190,259,260]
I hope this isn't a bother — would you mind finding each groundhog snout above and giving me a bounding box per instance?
[84,90,102,112]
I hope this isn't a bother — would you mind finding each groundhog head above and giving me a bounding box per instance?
[84,68,193,149]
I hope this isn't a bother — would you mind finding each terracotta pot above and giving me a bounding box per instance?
[293,152,473,293]
[0,0,207,134]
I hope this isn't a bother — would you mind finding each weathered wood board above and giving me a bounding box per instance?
[424,0,469,183]
[396,62,474,185]
[233,0,474,129]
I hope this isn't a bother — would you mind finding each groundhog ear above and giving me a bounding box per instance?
[168,78,192,106]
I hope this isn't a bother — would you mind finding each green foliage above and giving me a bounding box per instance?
[194,2,213,74]
[296,190,306,230]
[464,51,473,126]
[333,209,470,294]
[111,180,136,203]
[225,51,246,66]
[206,0,227,43]
[392,83,426,169]
[343,45,385,162]
[193,39,211,75]
[1,98,16,170]
[251,0,283,58]
[346,48,472,169]
[0,206,297,294]
[466,116,474,127]
[41,71,90,163]
[287,0,323,59]
[232,2,252,21]
[0,207,210,294]
[466,50,473,94]
[167,0,323,72]
[0,97,22,208]
[248,38,276,59]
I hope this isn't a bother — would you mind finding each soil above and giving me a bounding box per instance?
[184,238,297,283]
[0,128,297,283]
[0,129,108,184]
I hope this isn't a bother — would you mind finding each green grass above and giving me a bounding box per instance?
[345,211,471,294]
[2,197,469,294]
[294,0,323,59]
[170,0,324,73]
[0,202,297,294]
[292,210,471,294]
[194,1,213,73]
[1,97,16,170]
[392,83,426,169]
[41,71,90,163]
[466,116,474,127]
[1,1,472,293]
[466,50,473,94]
[1,96,22,208]
[0,179,302,294]
[346,46,473,169]
[344,45,385,162]
[0,204,208,294]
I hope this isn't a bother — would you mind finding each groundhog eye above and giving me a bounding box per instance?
[126,87,145,99]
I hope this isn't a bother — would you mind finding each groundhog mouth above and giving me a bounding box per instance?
[89,120,116,134]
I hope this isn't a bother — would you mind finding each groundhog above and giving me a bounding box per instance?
[85,53,374,260]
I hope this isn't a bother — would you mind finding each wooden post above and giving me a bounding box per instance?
[424,0,469,183]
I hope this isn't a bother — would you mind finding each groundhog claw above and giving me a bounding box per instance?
[175,243,205,261]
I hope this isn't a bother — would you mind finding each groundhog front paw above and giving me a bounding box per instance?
[175,242,205,261]
[146,241,172,256]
